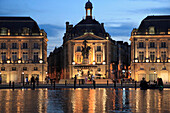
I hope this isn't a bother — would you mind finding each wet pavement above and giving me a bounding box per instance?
[0,88,170,113]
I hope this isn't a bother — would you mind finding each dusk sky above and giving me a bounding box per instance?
[0,0,170,56]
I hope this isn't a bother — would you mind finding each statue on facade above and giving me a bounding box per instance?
[81,40,91,59]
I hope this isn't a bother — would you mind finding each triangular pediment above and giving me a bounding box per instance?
[73,33,106,40]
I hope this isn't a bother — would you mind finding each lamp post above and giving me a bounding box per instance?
[22,72,24,86]
[39,59,43,84]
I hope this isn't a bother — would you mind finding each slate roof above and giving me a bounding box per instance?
[0,17,40,35]
[137,15,170,34]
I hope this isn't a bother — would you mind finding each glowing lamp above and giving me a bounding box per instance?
[7,60,10,64]
[168,59,170,63]
[106,37,109,40]
[39,60,43,63]
[157,59,160,63]
[18,60,21,64]
[22,72,24,74]
[93,62,95,65]
[135,59,138,63]
[102,62,106,65]
[146,59,149,63]
[72,62,75,65]
[154,71,156,74]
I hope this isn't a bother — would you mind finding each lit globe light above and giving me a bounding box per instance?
[18,60,21,64]
[39,59,43,63]
[154,71,156,74]
[168,59,170,63]
[7,60,10,64]
[102,62,106,65]
[93,61,95,65]
[135,59,138,63]
[146,59,149,63]
[72,62,75,65]
[22,72,24,74]
[157,59,160,63]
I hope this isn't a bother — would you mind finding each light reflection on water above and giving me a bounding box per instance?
[0,88,170,113]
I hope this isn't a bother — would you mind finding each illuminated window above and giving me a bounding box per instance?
[12,43,17,49]
[77,46,81,52]
[150,52,155,62]
[0,28,8,35]
[161,42,166,48]
[12,52,17,61]
[23,52,28,61]
[23,43,28,49]
[149,26,155,34]
[97,54,101,62]
[1,52,6,61]
[1,43,6,49]
[139,52,144,62]
[97,46,101,51]
[77,55,81,62]
[22,27,29,35]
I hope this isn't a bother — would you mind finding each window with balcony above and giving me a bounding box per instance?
[34,67,38,71]
[161,42,166,48]
[12,52,17,61]
[34,43,39,49]
[23,67,27,71]
[97,46,101,51]
[12,43,17,49]
[23,43,28,49]
[77,46,81,52]
[150,52,155,62]
[161,51,166,62]
[139,42,144,48]
[150,42,155,48]
[1,43,6,49]
[1,52,6,61]
[97,54,101,62]
[12,67,16,71]
[23,52,28,61]
[34,52,39,62]
[1,67,5,71]
[139,52,144,62]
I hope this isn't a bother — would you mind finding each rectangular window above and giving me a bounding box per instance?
[23,43,28,49]
[23,67,27,71]
[23,52,28,61]
[77,46,81,52]
[34,43,39,49]
[34,52,39,62]
[139,52,144,62]
[12,43,17,49]
[150,42,155,48]
[77,55,81,62]
[97,54,101,62]
[12,67,16,71]
[161,51,166,61]
[1,52,6,61]
[1,67,5,71]
[12,52,17,61]
[139,42,144,48]
[1,43,6,49]
[34,67,38,71]
[150,52,155,62]
[97,46,101,51]
[161,42,166,48]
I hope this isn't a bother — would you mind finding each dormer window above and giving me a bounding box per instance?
[22,27,29,35]
[0,27,8,35]
[149,26,155,34]
[77,46,81,52]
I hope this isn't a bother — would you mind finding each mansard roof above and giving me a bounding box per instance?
[137,15,170,34]
[0,17,40,34]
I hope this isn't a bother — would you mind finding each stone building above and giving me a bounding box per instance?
[62,1,117,79]
[130,16,170,82]
[0,17,48,83]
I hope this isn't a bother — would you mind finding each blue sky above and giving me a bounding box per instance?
[0,0,170,56]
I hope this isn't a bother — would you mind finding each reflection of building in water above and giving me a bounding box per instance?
[0,17,48,83]
[130,16,170,82]
[48,0,131,80]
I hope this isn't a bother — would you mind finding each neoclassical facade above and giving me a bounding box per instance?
[0,17,48,83]
[62,1,117,79]
[130,16,170,82]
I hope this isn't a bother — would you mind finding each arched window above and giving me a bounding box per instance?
[0,27,8,35]
[149,26,155,34]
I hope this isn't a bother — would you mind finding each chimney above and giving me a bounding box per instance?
[66,22,69,32]
[101,23,104,28]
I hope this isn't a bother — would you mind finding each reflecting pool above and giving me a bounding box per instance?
[0,88,170,113]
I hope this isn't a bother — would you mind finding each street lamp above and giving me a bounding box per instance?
[7,60,10,64]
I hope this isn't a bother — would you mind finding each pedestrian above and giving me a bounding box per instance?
[31,76,34,85]
[25,77,28,85]
[36,75,39,86]
[85,77,87,84]
[0,75,2,84]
